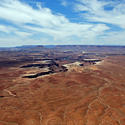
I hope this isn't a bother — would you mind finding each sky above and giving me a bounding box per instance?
[0,0,125,47]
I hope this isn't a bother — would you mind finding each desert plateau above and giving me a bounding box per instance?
[0,45,125,125]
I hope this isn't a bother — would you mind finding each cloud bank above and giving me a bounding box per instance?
[0,0,125,47]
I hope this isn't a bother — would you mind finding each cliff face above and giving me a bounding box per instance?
[0,56,125,125]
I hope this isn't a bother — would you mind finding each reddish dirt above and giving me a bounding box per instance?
[0,56,125,125]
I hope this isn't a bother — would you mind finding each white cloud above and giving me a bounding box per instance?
[0,25,10,33]
[15,31,32,37]
[0,24,32,38]
[61,0,68,7]
[1,0,123,47]
[74,0,125,29]
[0,0,70,27]
[0,25,17,33]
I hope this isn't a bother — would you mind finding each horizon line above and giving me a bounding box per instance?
[1,44,125,48]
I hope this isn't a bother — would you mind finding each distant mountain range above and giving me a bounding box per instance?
[0,45,125,52]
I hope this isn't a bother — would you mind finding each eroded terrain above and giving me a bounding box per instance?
[0,45,125,125]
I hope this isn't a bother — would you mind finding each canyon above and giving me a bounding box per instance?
[0,45,125,125]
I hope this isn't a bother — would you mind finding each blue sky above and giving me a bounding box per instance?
[0,0,125,47]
